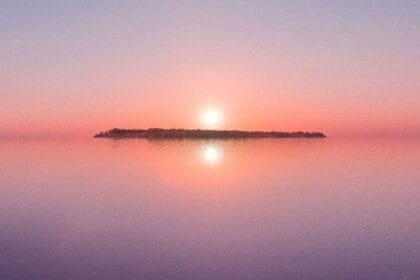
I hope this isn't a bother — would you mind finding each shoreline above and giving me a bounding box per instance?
[94,128,326,139]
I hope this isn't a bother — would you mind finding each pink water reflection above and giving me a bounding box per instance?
[0,137,419,279]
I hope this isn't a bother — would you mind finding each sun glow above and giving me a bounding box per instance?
[200,107,222,128]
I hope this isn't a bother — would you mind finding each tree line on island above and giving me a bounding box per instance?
[94,128,326,139]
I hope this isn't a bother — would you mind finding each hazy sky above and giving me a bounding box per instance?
[1,0,419,137]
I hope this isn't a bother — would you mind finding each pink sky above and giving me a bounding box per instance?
[1,1,419,138]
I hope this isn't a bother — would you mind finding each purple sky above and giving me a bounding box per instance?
[1,0,419,137]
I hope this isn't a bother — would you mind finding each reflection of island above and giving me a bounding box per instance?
[94,128,326,139]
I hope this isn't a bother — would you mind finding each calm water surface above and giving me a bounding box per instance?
[1,137,419,279]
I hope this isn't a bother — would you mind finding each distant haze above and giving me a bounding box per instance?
[1,1,419,138]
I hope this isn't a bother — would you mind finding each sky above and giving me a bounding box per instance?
[1,0,419,137]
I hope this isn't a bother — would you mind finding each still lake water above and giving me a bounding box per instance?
[1,137,419,279]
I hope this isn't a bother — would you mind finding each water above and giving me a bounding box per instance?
[1,137,419,279]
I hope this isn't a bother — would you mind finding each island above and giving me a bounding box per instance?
[94,128,326,139]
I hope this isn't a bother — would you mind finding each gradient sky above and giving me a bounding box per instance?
[1,0,419,137]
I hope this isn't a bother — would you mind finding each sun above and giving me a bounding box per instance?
[201,107,221,128]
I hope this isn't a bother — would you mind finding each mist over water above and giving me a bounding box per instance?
[1,137,419,279]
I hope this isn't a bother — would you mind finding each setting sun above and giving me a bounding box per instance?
[200,108,222,128]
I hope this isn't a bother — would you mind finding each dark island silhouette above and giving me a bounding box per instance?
[94,128,326,139]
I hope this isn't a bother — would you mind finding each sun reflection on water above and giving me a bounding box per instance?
[201,145,221,165]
